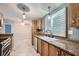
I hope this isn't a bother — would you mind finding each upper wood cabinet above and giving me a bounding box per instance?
[68,3,79,28]
[32,19,42,30]
[32,19,42,45]
[0,12,4,27]
[32,19,42,35]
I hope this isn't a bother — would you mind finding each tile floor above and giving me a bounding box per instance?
[10,39,39,56]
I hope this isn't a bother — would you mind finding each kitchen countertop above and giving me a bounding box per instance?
[0,33,13,36]
[35,35,79,56]
[0,33,13,37]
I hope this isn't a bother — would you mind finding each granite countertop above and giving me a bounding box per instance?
[35,35,79,56]
[0,33,13,37]
[0,33,13,35]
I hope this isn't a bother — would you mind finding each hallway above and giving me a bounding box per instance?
[10,22,39,56]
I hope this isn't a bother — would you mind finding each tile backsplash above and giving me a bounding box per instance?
[68,27,79,41]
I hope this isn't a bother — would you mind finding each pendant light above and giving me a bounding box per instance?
[21,7,26,25]
[22,7,26,19]
[48,6,51,20]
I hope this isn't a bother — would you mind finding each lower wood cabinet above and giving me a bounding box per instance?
[37,38,42,55]
[60,50,73,56]
[48,44,60,56]
[33,37,37,50]
[34,36,74,56]
[48,44,72,56]
[41,40,48,56]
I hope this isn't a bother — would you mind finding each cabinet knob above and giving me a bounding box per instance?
[72,19,76,24]
[56,51,59,55]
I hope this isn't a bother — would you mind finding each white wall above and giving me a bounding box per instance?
[12,21,32,47]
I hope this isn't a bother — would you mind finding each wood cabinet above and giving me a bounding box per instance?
[37,38,42,55]
[48,44,72,56]
[48,44,60,56]
[60,50,72,56]
[32,19,42,34]
[32,19,42,45]
[69,3,79,27]
[41,40,48,56]
[34,36,74,56]
[33,37,38,51]
[0,12,4,27]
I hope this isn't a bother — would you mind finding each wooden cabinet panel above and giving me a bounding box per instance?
[33,37,37,50]
[48,44,60,56]
[37,39,42,55]
[69,3,79,27]
[32,19,42,45]
[61,50,72,56]
[0,12,3,27]
[41,40,48,56]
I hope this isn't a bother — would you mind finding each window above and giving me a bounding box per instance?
[43,7,67,37]
[44,16,52,33]
[51,8,66,37]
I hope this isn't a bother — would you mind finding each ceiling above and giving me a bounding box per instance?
[0,3,62,22]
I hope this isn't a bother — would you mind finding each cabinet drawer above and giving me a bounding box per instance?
[48,44,60,56]
[41,40,48,56]
[61,50,72,56]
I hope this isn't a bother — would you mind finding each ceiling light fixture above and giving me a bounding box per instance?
[22,7,26,19]
[21,7,26,25]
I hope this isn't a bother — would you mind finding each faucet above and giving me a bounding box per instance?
[45,30,53,38]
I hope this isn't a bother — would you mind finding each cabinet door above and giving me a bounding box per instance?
[61,50,72,56]
[37,39,42,55]
[41,40,48,56]
[33,37,37,50]
[69,3,79,27]
[48,44,60,56]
